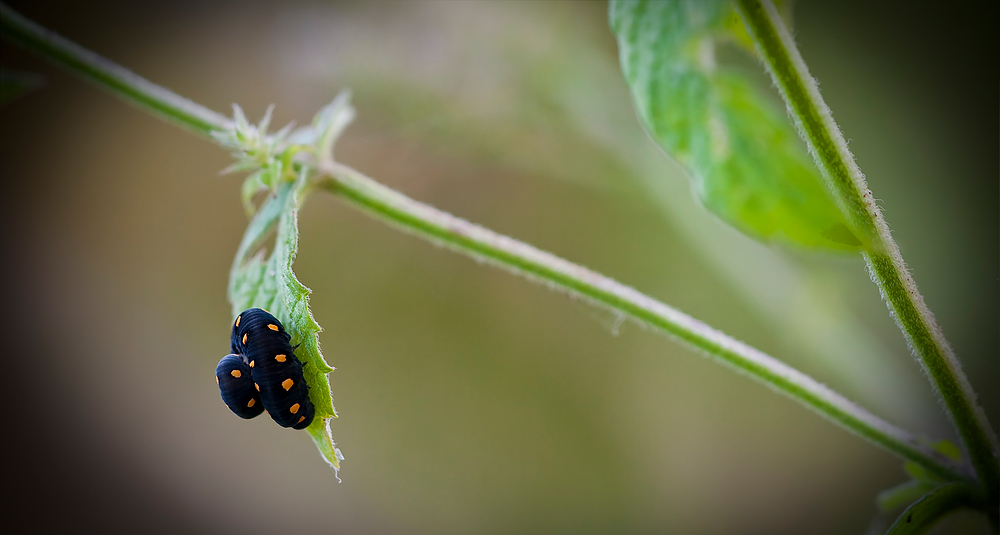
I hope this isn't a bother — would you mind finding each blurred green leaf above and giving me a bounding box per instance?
[0,67,43,107]
[902,439,964,487]
[883,483,976,535]
[878,479,936,514]
[609,0,862,250]
[930,439,963,462]
[888,440,965,521]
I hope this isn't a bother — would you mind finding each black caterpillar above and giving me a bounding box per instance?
[215,308,315,429]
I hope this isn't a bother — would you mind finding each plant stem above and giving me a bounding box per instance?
[735,0,999,505]
[318,161,966,483]
[0,3,231,138]
[0,0,972,487]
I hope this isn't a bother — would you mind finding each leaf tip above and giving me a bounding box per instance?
[307,416,343,479]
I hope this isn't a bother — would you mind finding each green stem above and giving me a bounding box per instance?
[319,161,966,483]
[735,0,999,507]
[884,483,978,535]
[0,0,971,489]
[0,3,230,138]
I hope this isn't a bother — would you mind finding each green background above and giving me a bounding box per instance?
[0,1,995,533]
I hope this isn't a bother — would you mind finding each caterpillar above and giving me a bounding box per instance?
[215,353,263,419]
[217,308,315,429]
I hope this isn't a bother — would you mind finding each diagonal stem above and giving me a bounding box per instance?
[0,3,230,138]
[318,161,967,484]
[0,0,973,488]
[735,0,999,509]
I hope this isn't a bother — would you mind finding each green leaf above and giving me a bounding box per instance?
[609,0,863,250]
[223,93,354,478]
[930,439,963,462]
[883,483,977,535]
[224,95,356,476]
[239,170,267,216]
[0,67,43,107]
[902,439,964,486]
[879,440,966,518]
[878,480,937,513]
[312,90,355,166]
[229,174,343,475]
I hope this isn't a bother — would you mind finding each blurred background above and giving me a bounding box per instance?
[0,1,996,533]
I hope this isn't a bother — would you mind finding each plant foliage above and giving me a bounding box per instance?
[609,0,863,250]
[216,94,356,475]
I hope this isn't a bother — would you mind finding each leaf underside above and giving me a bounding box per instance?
[610,0,862,251]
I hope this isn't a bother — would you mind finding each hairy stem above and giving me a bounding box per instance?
[0,0,971,487]
[318,161,965,483]
[735,0,999,506]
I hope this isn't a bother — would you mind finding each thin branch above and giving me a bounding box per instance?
[735,0,999,506]
[0,0,972,488]
[0,3,231,138]
[318,161,967,483]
